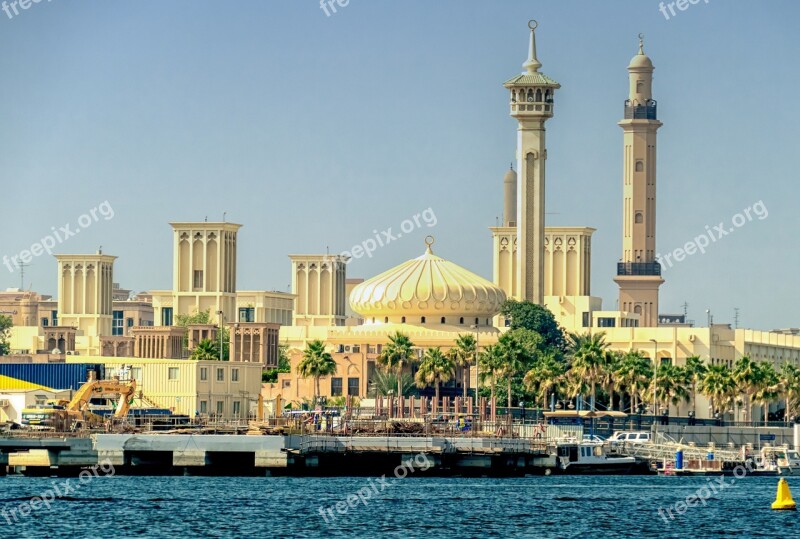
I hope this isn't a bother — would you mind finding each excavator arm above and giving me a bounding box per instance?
[67,378,137,418]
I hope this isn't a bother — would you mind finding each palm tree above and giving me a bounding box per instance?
[297,340,337,405]
[450,334,477,400]
[655,364,691,412]
[780,363,800,422]
[753,361,780,425]
[699,364,735,416]
[614,350,652,413]
[479,345,504,402]
[733,356,760,422]
[368,370,415,398]
[377,332,416,398]
[568,332,610,412]
[190,339,219,360]
[684,355,707,416]
[415,347,456,404]
[523,352,565,409]
[600,350,622,411]
[496,330,536,407]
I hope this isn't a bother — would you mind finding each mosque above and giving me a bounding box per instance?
[5,22,800,421]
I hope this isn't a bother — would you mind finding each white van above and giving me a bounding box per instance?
[607,431,651,444]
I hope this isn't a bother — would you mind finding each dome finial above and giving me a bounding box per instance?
[638,33,645,54]
[522,20,542,74]
[424,235,435,254]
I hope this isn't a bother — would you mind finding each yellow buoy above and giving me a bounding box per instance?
[772,478,797,511]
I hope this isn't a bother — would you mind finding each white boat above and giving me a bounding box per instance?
[554,439,643,474]
[756,446,800,475]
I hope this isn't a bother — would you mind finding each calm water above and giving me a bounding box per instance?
[1,475,798,538]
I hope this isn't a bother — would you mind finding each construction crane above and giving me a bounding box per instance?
[21,378,137,432]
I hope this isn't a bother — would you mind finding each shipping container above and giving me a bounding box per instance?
[0,364,105,391]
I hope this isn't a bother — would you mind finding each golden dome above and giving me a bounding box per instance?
[349,239,506,322]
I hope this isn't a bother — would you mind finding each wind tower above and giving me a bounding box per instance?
[613,35,664,327]
[503,20,560,304]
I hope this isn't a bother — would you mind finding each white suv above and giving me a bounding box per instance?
[608,431,651,444]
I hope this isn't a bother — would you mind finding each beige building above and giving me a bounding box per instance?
[66,356,262,420]
[290,255,347,327]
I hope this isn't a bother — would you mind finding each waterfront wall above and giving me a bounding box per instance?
[656,425,796,448]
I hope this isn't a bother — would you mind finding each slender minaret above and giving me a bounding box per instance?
[503,20,560,305]
[613,35,664,327]
[503,164,517,227]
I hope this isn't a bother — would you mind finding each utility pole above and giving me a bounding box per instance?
[19,262,30,290]
[681,301,688,319]
[734,308,740,329]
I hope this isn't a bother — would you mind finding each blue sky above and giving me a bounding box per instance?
[1,0,798,330]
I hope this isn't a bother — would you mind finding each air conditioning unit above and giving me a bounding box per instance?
[0,400,10,408]
[344,346,351,352]
[66,351,74,355]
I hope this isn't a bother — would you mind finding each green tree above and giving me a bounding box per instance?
[368,370,416,397]
[500,300,566,352]
[699,364,735,415]
[450,333,477,400]
[684,355,707,416]
[523,351,566,409]
[415,347,456,403]
[655,364,691,411]
[732,356,760,422]
[297,340,337,405]
[376,332,416,398]
[567,332,611,412]
[262,345,291,383]
[190,339,220,361]
[478,344,504,402]
[0,314,12,356]
[496,329,541,407]
[614,350,652,413]
[176,309,229,359]
[753,361,780,424]
[780,362,800,422]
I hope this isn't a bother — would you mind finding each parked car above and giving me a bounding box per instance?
[607,431,651,444]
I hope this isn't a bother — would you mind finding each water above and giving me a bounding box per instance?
[1,475,798,538]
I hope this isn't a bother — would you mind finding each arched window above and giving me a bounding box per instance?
[535,88,543,102]
[421,317,426,324]
[635,160,644,172]
[475,318,479,325]
[635,212,643,224]
[384,317,389,323]
[440,317,446,324]
[459,317,464,324]
[401,316,406,323]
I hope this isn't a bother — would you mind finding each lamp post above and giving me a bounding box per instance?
[217,310,225,362]
[649,338,658,435]
[470,324,480,409]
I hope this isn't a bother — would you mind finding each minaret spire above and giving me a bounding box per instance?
[522,20,542,73]
[638,32,645,55]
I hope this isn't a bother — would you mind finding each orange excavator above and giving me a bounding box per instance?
[21,377,137,431]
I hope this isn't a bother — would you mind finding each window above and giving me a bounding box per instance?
[352,345,360,353]
[41,318,48,327]
[127,317,134,328]
[200,401,208,414]
[331,377,343,396]
[582,312,591,328]
[193,270,204,289]
[282,379,291,389]
[421,317,426,324]
[168,367,179,380]
[112,311,124,336]
[440,317,446,324]
[200,367,208,381]
[35,394,47,406]
[636,80,644,93]
[232,368,239,382]
[348,377,359,396]
[216,401,224,415]
[597,318,616,328]
[635,160,644,172]
[131,367,142,383]
[459,317,464,324]
[51,310,58,326]
[635,212,643,224]
[217,368,225,382]
[233,401,241,417]
[162,307,173,327]
[238,307,254,323]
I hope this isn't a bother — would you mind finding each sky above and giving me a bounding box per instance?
[0,0,798,331]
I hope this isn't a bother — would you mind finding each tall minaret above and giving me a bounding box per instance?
[613,35,664,327]
[503,20,560,305]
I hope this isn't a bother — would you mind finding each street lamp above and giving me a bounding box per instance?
[649,338,658,434]
[470,324,480,409]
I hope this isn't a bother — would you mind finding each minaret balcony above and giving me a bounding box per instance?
[510,101,554,114]
[624,99,657,120]
[617,262,661,276]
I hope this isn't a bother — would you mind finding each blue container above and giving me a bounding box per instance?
[707,451,715,461]
[675,450,684,470]
[0,363,105,391]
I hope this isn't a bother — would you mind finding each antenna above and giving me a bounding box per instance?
[681,301,689,319]
[19,261,30,290]
[734,307,740,329]
[223,212,227,222]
